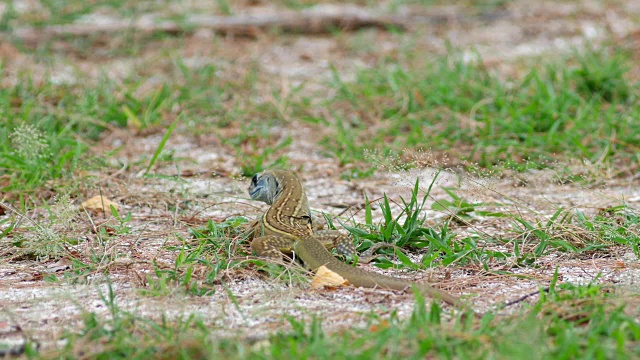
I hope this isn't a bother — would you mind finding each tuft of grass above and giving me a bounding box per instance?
[120,85,173,130]
[509,205,640,265]
[0,119,87,194]
[6,194,81,260]
[575,206,640,256]
[573,47,632,102]
[343,174,465,269]
[144,218,248,297]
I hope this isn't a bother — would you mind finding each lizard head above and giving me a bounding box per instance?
[248,170,287,205]
[248,170,309,217]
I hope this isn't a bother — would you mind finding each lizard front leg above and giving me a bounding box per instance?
[251,235,296,260]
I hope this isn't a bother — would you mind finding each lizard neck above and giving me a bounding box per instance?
[263,171,312,237]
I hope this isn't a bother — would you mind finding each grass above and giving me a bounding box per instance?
[0,72,127,194]
[0,59,290,195]
[139,217,310,297]
[143,218,247,297]
[10,160,636,357]
[1,1,640,358]
[338,173,640,271]
[3,43,639,354]
[315,46,639,172]
[2,45,636,195]
[28,280,639,359]
[71,169,635,359]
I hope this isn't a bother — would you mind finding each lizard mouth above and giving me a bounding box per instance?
[248,174,277,204]
[248,186,262,199]
[248,173,263,199]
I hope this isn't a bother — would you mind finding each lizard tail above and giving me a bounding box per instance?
[294,236,462,307]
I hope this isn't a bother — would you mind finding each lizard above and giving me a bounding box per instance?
[247,169,469,310]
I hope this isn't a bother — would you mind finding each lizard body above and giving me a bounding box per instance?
[248,169,466,309]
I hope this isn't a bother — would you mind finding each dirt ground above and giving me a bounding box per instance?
[2,0,640,353]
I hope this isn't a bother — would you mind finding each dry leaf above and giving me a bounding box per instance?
[369,319,390,333]
[310,265,348,289]
[82,195,118,212]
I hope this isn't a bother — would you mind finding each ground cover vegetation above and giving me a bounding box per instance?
[1,0,639,358]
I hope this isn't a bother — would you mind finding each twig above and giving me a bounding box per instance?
[11,7,407,45]
[501,287,550,308]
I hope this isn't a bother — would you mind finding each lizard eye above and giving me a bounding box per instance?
[251,174,258,185]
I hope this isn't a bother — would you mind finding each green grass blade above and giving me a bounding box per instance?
[144,118,178,176]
